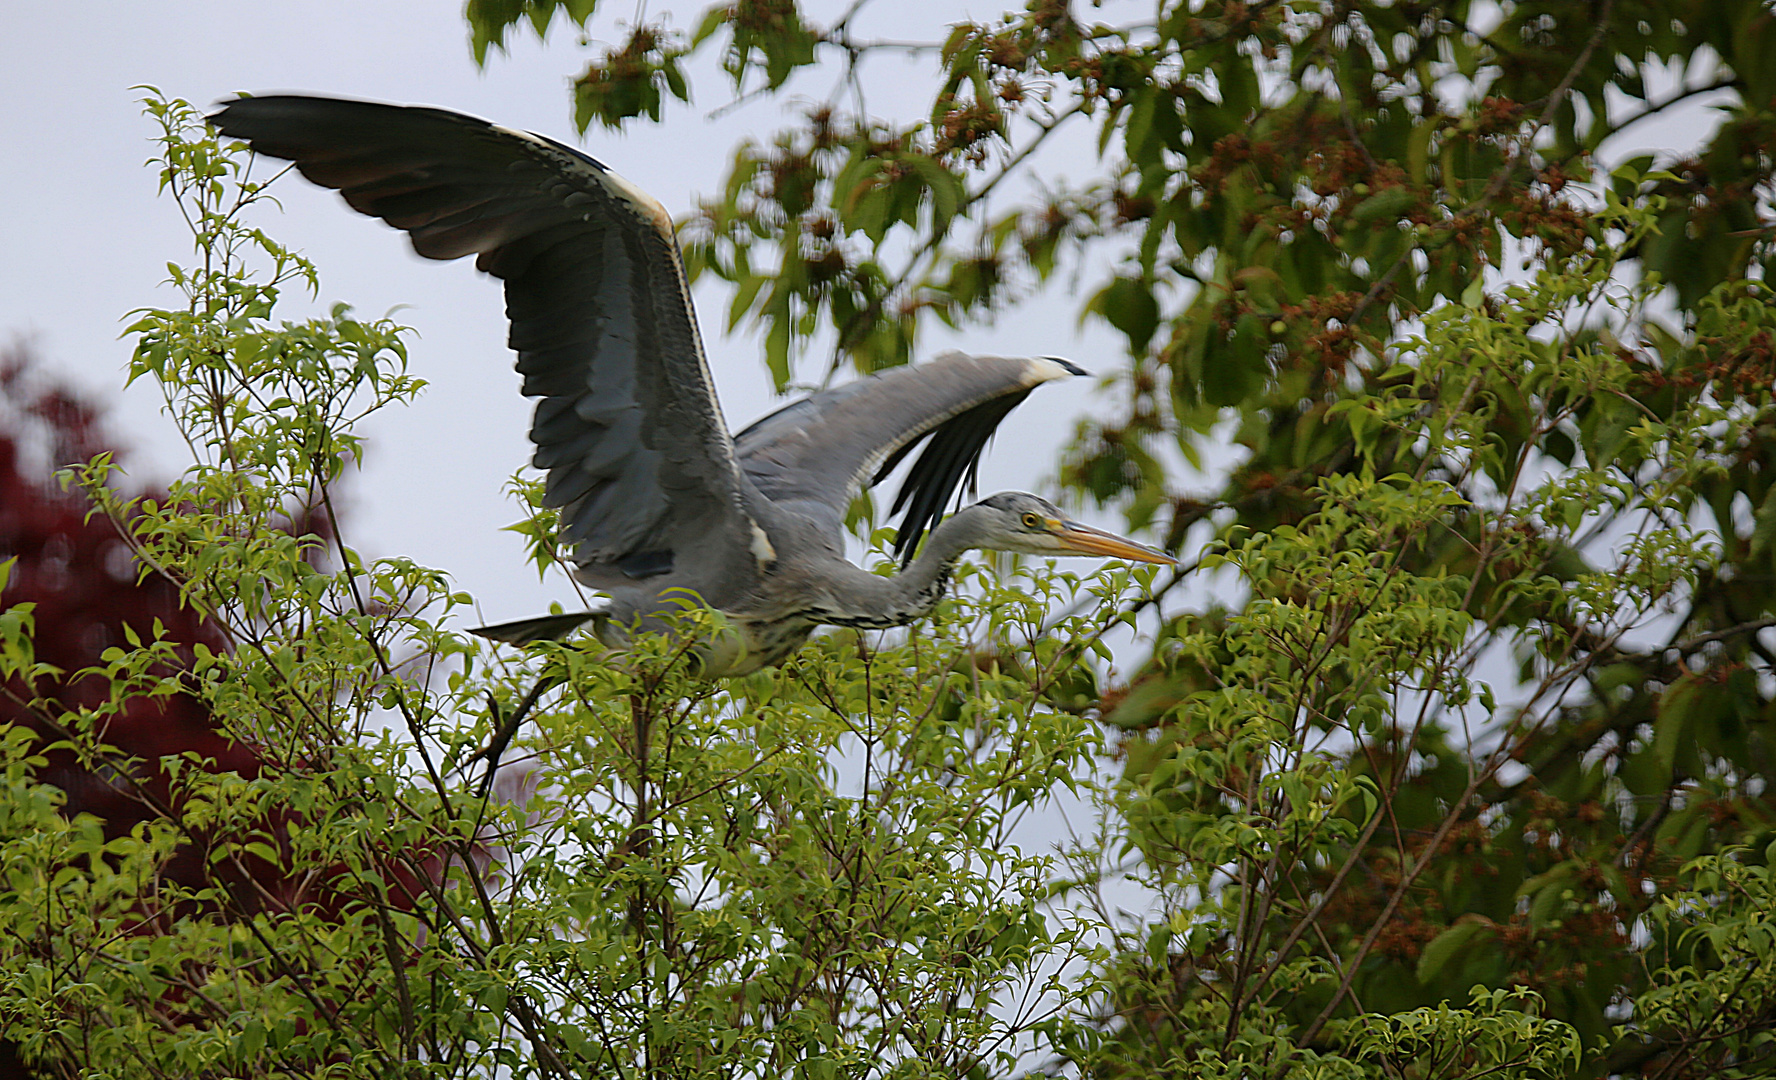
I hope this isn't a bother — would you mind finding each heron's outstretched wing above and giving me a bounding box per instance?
[734,352,1085,562]
[209,94,751,577]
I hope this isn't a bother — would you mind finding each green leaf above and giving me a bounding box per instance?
[1416,918,1489,984]
[1348,405,1381,457]
[907,156,962,236]
[1750,486,1776,557]
[1095,277,1160,353]
[1348,186,1417,225]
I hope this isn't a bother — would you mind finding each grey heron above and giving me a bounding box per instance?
[208,95,1173,676]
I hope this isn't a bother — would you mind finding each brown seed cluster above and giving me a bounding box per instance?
[932,94,1005,164]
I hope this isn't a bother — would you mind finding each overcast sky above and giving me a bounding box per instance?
[2,3,1732,636]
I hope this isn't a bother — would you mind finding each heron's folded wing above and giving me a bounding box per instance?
[209,95,750,573]
[734,352,1084,562]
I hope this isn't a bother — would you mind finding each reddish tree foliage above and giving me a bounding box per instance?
[0,343,528,1078]
[0,341,258,879]
[0,343,276,1077]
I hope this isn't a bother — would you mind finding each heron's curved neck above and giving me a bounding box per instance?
[820,509,985,628]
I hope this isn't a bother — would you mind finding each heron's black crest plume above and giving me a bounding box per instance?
[877,391,1032,564]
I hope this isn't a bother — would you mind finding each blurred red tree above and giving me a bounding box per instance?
[2,342,297,1077]
[0,339,259,888]
[0,342,529,1078]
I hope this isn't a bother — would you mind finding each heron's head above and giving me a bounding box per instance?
[967,493,1174,564]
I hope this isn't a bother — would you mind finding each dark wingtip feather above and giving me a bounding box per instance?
[471,610,600,645]
[207,93,716,573]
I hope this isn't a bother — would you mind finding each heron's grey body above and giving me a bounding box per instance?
[209,95,1171,674]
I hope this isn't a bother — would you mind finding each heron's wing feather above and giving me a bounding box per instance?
[734,352,1083,562]
[209,95,750,575]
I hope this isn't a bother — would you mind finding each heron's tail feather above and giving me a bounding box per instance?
[471,610,602,645]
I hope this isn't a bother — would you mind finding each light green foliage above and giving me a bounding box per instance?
[464,579,1121,1080]
[1340,987,1584,1079]
[1622,847,1776,1077]
[1124,472,1470,862]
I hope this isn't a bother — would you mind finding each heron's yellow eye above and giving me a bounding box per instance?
[1021,512,1043,529]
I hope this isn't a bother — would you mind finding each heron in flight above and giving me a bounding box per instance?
[209,95,1172,676]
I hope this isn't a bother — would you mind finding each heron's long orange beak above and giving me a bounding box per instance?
[1050,519,1175,564]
